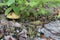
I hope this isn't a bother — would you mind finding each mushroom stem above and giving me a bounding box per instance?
[13,19,16,23]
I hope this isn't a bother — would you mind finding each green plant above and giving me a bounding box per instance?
[0,0,60,20]
[0,0,19,15]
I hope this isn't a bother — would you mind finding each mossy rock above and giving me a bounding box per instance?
[30,20,43,26]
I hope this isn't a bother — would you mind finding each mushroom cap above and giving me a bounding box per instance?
[6,12,20,19]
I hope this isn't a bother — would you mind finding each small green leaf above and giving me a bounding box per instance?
[25,1,29,6]
[12,5,20,15]
[5,7,12,15]
[6,0,15,6]
[40,8,46,15]
[0,3,6,6]
[30,1,38,7]
[33,13,38,17]
[20,7,26,10]
[26,12,30,16]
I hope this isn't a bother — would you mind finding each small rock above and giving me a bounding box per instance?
[44,20,60,40]
[19,37,26,40]
[0,29,4,38]
[9,21,22,27]
[4,35,16,40]
[9,21,14,27]
[14,22,21,27]
[1,19,8,25]
[19,29,27,40]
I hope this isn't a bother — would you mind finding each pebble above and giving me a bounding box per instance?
[19,29,27,40]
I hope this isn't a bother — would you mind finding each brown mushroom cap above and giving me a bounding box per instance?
[6,12,20,19]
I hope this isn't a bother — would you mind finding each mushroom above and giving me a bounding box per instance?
[6,12,20,19]
[6,12,20,23]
